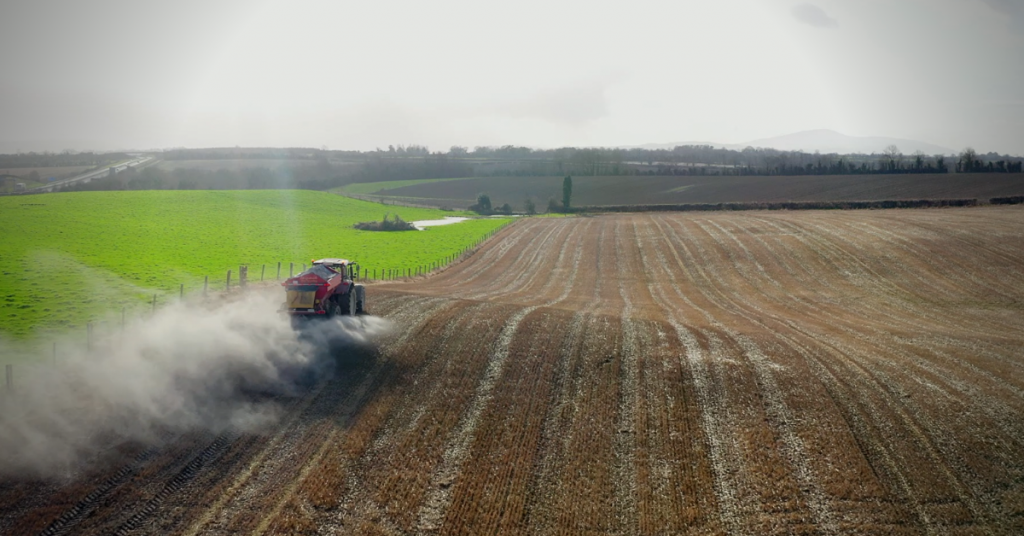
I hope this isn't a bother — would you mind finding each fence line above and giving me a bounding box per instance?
[3,218,518,391]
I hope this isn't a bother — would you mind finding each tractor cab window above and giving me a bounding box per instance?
[306,264,337,280]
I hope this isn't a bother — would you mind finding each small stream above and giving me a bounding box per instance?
[410,217,469,230]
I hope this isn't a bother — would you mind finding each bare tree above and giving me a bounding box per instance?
[958,147,980,173]
[883,145,902,171]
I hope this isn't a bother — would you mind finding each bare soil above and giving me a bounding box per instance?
[3,206,1024,535]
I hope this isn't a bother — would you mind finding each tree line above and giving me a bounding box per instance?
[34,142,1024,195]
[353,143,1024,177]
[0,151,130,170]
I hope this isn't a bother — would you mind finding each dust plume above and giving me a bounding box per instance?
[0,289,392,478]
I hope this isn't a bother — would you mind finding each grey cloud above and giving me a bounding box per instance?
[791,3,839,28]
[981,0,1024,32]
[499,79,611,126]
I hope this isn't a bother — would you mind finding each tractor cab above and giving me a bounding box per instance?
[312,258,359,280]
[283,258,365,317]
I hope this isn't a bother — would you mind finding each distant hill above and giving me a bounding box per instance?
[633,129,954,155]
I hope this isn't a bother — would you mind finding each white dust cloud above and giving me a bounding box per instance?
[0,289,391,478]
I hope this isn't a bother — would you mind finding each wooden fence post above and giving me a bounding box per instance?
[226,270,232,289]
[261,264,266,282]
[180,283,184,299]
[290,263,294,277]
[239,265,247,288]
[277,262,281,280]
[204,276,209,296]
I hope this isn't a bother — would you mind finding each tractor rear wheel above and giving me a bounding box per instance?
[340,292,353,316]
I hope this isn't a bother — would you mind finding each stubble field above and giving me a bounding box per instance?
[2,206,1024,535]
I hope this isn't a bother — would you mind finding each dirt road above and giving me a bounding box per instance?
[3,207,1024,535]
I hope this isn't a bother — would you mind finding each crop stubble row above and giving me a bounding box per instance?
[3,207,1024,535]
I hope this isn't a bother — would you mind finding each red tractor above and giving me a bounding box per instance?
[283,258,365,317]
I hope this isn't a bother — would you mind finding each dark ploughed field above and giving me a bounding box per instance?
[367,173,1024,210]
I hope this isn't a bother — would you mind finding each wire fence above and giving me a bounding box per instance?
[1,219,517,393]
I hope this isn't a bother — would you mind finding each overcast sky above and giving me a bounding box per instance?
[1,0,1022,154]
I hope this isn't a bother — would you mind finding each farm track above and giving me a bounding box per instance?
[3,206,1024,534]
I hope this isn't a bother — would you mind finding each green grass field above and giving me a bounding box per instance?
[0,190,509,339]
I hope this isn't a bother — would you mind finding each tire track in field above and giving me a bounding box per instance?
[414,304,540,533]
[720,214,1024,527]
[665,214,996,533]
[748,214,1023,373]
[171,296,445,536]
[766,214,1012,338]
[749,215,953,327]
[455,221,562,300]
[868,210,1024,278]
[606,220,640,536]
[639,216,740,534]
[809,216,1021,329]
[422,219,548,294]
[439,308,575,534]
[415,218,597,534]
[461,218,573,302]
[659,213,962,532]
[850,217,1024,296]
[646,216,770,534]
[110,434,235,536]
[327,301,500,534]
[302,221,584,534]
[517,218,597,533]
[361,303,484,460]
[250,358,388,536]
[627,217,724,534]
[483,218,590,305]
[663,215,843,534]
[416,240,590,532]
[699,216,977,532]
[34,441,170,536]
[718,214,1024,450]
[519,310,586,533]
[789,329,1000,531]
[669,216,948,531]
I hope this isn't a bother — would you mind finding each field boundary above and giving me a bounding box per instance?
[570,198,981,213]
